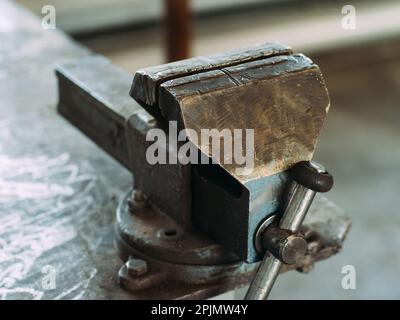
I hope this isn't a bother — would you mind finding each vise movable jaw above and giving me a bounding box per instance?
[56,42,350,299]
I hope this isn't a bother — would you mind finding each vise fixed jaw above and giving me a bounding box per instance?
[56,43,350,299]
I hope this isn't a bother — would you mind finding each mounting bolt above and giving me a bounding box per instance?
[126,258,147,277]
[128,189,147,212]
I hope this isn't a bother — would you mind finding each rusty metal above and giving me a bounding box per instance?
[57,51,293,262]
[55,50,349,295]
[132,47,330,181]
[130,45,330,262]
[53,25,347,296]
[116,190,237,266]
[57,55,141,171]
[57,44,344,266]
[57,56,193,228]
[130,41,292,110]
[116,190,350,299]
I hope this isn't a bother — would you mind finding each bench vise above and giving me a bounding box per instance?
[56,42,350,299]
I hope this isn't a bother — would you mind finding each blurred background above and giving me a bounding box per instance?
[12,0,400,298]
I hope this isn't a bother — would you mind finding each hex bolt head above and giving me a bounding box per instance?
[126,258,147,277]
[128,189,147,212]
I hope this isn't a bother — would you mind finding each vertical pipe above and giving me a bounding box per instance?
[164,0,192,62]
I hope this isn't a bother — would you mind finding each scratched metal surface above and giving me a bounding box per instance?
[0,1,133,299]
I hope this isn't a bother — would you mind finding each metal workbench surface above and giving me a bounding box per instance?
[0,0,135,299]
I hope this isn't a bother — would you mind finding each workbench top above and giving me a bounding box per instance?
[0,0,133,299]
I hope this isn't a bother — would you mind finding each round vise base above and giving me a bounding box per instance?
[114,190,336,298]
[116,232,257,297]
[116,190,238,265]
[115,190,257,297]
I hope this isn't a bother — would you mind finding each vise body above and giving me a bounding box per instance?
[56,42,350,299]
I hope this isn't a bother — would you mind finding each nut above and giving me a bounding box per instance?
[126,258,147,277]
